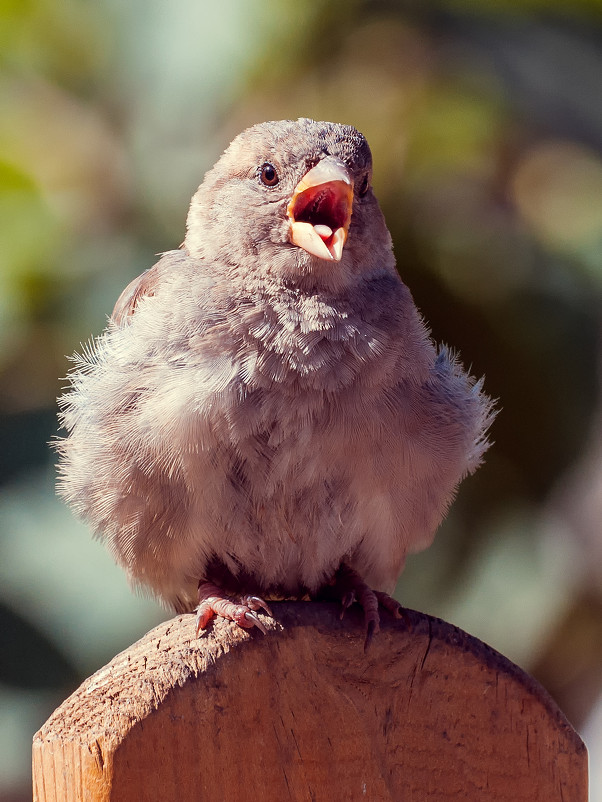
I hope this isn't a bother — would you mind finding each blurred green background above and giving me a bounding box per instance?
[2,0,602,798]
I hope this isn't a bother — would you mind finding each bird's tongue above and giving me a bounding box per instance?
[314,224,333,240]
[287,158,353,262]
[288,221,347,261]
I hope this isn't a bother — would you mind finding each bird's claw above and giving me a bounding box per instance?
[333,565,408,648]
[364,617,379,651]
[244,595,273,617]
[196,582,272,636]
[195,606,213,636]
[243,610,268,634]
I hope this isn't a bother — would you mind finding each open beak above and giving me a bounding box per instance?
[287,157,354,261]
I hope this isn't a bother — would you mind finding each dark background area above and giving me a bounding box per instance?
[1,0,602,798]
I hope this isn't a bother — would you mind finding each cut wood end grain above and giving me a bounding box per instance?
[32,603,588,802]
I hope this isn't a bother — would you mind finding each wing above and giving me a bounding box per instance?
[111,249,186,326]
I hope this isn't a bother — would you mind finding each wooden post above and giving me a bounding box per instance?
[32,603,587,801]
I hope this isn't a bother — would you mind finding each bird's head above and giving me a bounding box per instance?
[185,118,394,290]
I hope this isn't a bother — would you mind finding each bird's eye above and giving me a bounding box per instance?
[359,174,370,197]
[259,163,279,186]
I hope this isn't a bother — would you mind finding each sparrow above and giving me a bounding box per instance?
[56,118,494,646]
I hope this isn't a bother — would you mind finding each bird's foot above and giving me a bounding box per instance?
[334,565,408,650]
[196,582,272,636]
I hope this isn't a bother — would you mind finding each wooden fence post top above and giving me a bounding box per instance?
[32,603,587,802]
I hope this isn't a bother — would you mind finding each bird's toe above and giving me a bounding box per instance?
[196,581,272,636]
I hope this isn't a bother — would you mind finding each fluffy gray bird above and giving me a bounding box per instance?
[57,118,493,644]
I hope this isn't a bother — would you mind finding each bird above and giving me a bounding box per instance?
[56,117,494,647]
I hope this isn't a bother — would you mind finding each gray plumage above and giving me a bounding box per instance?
[56,118,494,617]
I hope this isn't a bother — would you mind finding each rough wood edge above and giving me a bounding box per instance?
[32,602,586,757]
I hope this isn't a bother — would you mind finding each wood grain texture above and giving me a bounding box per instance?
[32,603,587,802]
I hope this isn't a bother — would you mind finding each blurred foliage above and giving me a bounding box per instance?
[1,0,602,798]
[0,599,78,690]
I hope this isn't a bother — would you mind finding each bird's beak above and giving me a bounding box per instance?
[287,158,354,262]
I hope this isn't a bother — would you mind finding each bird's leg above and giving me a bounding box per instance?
[196,581,272,636]
[334,564,405,650]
